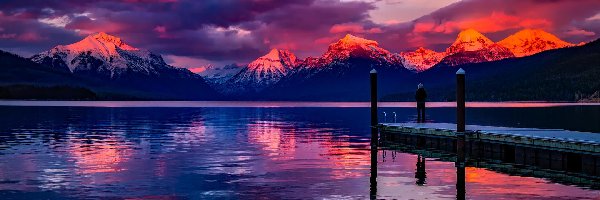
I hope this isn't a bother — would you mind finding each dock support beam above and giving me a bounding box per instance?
[456,68,466,200]
[370,69,378,147]
[370,148,378,199]
[456,68,466,133]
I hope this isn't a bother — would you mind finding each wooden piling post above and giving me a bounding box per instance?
[456,68,466,200]
[456,160,466,200]
[370,149,378,199]
[370,69,378,199]
[370,69,378,146]
[456,68,466,133]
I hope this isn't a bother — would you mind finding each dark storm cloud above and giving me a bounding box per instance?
[0,0,371,64]
[0,0,599,66]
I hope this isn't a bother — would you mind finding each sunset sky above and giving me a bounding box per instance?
[1,0,599,69]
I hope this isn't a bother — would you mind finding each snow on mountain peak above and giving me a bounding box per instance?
[446,29,494,54]
[30,32,167,77]
[63,32,140,58]
[338,34,379,47]
[247,48,297,72]
[89,32,138,51]
[400,47,445,72]
[52,32,143,61]
[227,49,299,89]
[321,34,402,65]
[498,29,574,57]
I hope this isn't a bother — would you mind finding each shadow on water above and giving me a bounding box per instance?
[376,133,600,197]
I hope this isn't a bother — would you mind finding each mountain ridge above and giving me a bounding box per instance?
[28,32,218,100]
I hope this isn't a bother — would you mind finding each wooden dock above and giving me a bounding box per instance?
[378,123,600,178]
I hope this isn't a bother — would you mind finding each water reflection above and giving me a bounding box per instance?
[0,106,598,199]
[68,138,131,174]
[415,155,427,186]
[247,121,296,159]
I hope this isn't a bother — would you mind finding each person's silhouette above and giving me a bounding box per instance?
[415,154,427,186]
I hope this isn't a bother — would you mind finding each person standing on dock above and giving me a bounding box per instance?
[415,83,427,123]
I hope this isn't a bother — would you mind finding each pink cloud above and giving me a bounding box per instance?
[565,28,596,36]
[412,12,551,34]
[403,0,600,49]
[17,32,43,41]
[188,67,206,74]
[330,23,383,34]
[314,36,339,45]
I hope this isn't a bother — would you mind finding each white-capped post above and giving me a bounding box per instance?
[370,69,378,146]
[455,67,466,200]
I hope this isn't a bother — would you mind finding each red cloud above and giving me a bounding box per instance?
[330,23,383,34]
[565,28,596,36]
[405,0,600,49]
[413,12,552,34]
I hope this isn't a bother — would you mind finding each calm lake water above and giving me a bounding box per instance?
[0,101,599,199]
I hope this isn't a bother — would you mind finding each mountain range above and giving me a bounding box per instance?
[197,28,581,100]
[25,32,218,100]
[0,29,596,101]
[384,38,600,102]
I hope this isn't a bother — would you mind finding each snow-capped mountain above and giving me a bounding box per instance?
[196,63,243,84]
[30,32,217,99]
[224,49,298,93]
[402,29,577,69]
[266,34,410,100]
[498,29,575,57]
[400,47,445,72]
[446,29,496,54]
[319,34,403,67]
[31,32,171,78]
[441,29,514,66]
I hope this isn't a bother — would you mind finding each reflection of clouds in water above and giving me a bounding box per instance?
[168,120,214,145]
[248,120,370,179]
[376,176,454,199]
[248,121,296,160]
[322,138,370,179]
[463,167,597,198]
[38,168,71,190]
[198,153,254,176]
[68,132,132,175]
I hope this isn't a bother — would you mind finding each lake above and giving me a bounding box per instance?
[0,101,599,199]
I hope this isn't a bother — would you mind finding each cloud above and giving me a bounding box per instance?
[330,23,383,34]
[0,0,377,65]
[565,28,596,36]
[0,12,80,56]
[0,0,599,66]
[407,0,600,48]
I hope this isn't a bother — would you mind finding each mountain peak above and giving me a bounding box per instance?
[262,48,295,61]
[227,49,298,90]
[320,34,398,63]
[85,32,138,51]
[400,47,445,72]
[498,29,574,57]
[30,32,164,76]
[447,29,494,54]
[338,34,379,46]
[247,49,297,73]
[457,29,487,40]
